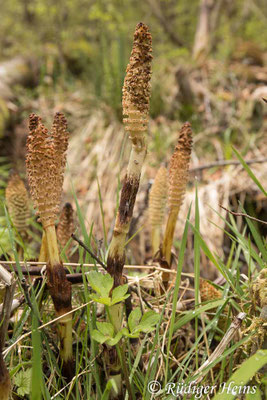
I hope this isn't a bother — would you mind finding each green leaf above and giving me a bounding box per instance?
[232,147,267,197]
[87,271,113,297]
[213,350,267,400]
[101,379,117,400]
[111,284,129,305]
[91,329,109,344]
[90,294,111,306]
[133,310,160,333]
[96,322,114,337]
[128,307,142,333]
[14,368,32,396]
[121,327,139,338]
[106,331,123,346]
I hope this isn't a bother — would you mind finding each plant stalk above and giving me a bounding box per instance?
[45,225,73,376]
[38,231,48,262]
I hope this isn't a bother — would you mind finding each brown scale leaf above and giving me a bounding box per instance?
[26,113,69,228]
[5,172,30,235]
[149,166,167,228]
[168,122,193,210]
[57,203,74,255]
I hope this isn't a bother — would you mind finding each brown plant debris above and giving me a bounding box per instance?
[5,171,30,236]
[168,122,193,211]
[26,112,69,228]
[57,203,75,254]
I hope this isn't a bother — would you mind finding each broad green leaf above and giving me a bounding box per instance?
[134,310,160,333]
[111,284,130,305]
[87,271,113,297]
[213,350,267,400]
[96,322,114,337]
[14,368,32,396]
[121,327,139,339]
[128,307,142,333]
[91,329,109,344]
[90,294,111,306]
[106,331,123,346]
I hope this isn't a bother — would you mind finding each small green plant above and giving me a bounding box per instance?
[88,271,159,344]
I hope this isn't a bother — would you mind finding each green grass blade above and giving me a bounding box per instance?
[171,299,225,333]
[213,350,267,400]
[97,177,108,249]
[31,314,45,400]
[190,224,236,288]
[194,185,200,369]
[239,203,267,263]
[165,208,191,385]
[232,147,267,196]
[143,291,172,399]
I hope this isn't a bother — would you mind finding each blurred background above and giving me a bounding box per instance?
[0,0,266,274]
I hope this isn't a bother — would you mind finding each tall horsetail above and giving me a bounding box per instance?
[26,112,73,377]
[161,122,193,286]
[106,22,152,396]
[148,166,167,256]
[5,171,30,239]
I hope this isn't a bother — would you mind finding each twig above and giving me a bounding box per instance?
[0,296,24,315]
[219,205,267,225]
[20,277,42,325]
[190,157,267,173]
[193,312,246,384]
[0,264,13,286]
[2,261,194,276]
[0,274,16,349]
[3,300,93,357]
[71,234,107,270]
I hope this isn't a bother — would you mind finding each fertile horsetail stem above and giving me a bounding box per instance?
[148,166,167,256]
[57,202,74,257]
[5,171,30,238]
[106,22,152,398]
[162,122,192,285]
[107,22,152,287]
[26,112,73,378]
